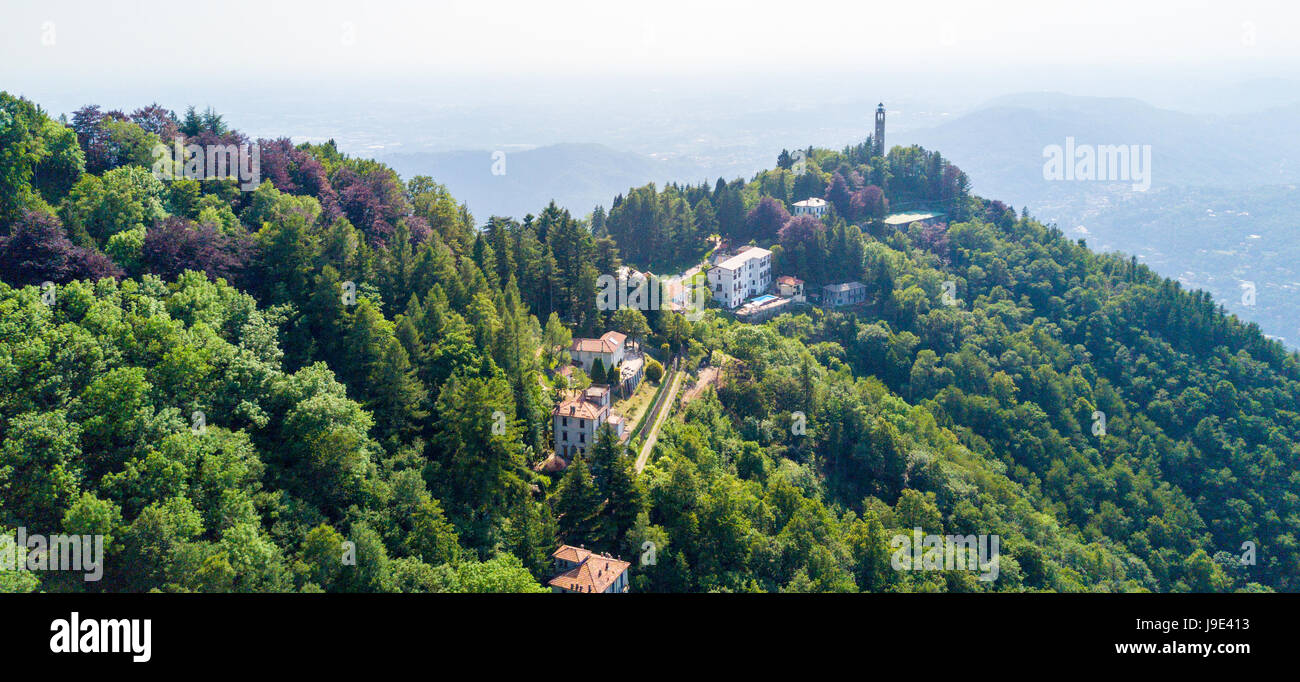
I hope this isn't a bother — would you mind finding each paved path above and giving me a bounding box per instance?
[634,367,683,474]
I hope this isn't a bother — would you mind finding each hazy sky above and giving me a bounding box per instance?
[4,0,1298,86]
[3,0,1299,155]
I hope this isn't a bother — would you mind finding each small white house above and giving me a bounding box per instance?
[777,275,805,301]
[792,197,829,217]
[570,331,626,376]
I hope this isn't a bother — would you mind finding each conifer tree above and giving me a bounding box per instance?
[588,424,644,547]
[553,455,604,544]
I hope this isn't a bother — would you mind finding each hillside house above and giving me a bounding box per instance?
[549,545,630,593]
[570,331,627,377]
[822,281,868,307]
[792,197,829,217]
[552,385,627,460]
[777,275,805,301]
[707,247,773,309]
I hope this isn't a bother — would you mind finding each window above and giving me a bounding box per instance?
[579,433,585,443]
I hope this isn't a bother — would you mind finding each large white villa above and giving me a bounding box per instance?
[707,246,773,309]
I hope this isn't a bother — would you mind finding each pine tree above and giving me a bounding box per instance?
[588,424,644,548]
[367,335,428,444]
[553,455,604,544]
[431,372,528,546]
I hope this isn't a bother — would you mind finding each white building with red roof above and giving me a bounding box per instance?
[569,331,626,376]
[776,275,805,301]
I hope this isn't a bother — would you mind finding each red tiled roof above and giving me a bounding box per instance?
[554,395,604,420]
[571,331,627,354]
[548,550,630,593]
[551,544,592,563]
[777,275,804,285]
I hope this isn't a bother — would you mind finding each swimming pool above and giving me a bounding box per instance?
[750,295,778,305]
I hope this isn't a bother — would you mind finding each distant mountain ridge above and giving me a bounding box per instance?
[894,91,1300,204]
[380,143,719,221]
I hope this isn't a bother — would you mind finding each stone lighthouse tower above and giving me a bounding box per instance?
[874,103,886,157]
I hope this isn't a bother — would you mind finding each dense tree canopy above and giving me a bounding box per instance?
[1,91,1296,594]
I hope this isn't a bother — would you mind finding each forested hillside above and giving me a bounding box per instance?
[2,91,1296,593]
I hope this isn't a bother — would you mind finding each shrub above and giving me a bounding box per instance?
[645,358,664,383]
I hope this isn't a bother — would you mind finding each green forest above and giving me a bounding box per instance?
[2,91,1297,593]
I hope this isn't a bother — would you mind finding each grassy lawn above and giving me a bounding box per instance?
[615,378,657,427]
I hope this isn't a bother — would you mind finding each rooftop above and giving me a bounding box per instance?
[554,393,605,420]
[823,281,867,293]
[793,197,827,207]
[571,331,627,355]
[715,247,772,271]
[551,544,592,564]
[548,546,631,593]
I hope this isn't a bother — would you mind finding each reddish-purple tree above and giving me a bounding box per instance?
[915,222,951,262]
[257,138,340,218]
[743,196,791,243]
[130,104,180,141]
[141,217,250,284]
[71,105,118,174]
[983,200,1016,228]
[401,215,433,245]
[0,210,122,285]
[850,185,889,222]
[777,214,823,249]
[824,171,853,218]
[333,166,408,247]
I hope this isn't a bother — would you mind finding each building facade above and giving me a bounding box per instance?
[707,246,773,309]
[822,281,868,307]
[552,385,626,459]
[777,275,805,301]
